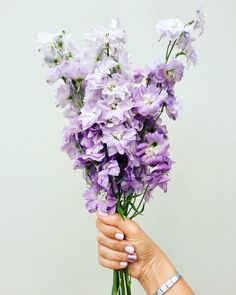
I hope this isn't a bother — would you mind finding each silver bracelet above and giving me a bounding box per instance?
[154,271,182,295]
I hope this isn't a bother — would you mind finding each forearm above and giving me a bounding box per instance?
[139,249,195,295]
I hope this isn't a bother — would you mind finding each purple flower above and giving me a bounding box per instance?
[78,128,105,163]
[79,104,102,130]
[134,85,167,117]
[176,32,198,65]
[55,83,71,108]
[144,157,173,201]
[132,60,161,83]
[62,125,81,160]
[80,143,105,162]
[101,74,130,100]
[59,60,82,80]
[120,166,145,195]
[97,160,120,188]
[98,97,133,125]
[102,124,137,156]
[46,66,61,84]
[165,89,181,120]
[136,131,169,167]
[83,184,117,213]
[154,60,185,88]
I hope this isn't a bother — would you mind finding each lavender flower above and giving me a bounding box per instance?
[154,59,185,88]
[55,83,71,108]
[97,160,120,188]
[83,184,117,213]
[133,85,167,117]
[38,11,205,217]
[101,124,137,156]
[156,19,185,40]
[136,131,169,167]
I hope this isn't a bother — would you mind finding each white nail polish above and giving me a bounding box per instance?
[125,246,134,254]
[115,233,124,240]
[120,262,128,267]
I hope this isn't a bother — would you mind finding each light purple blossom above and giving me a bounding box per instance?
[134,85,167,117]
[156,19,185,40]
[165,90,181,120]
[176,32,198,65]
[97,160,120,188]
[136,131,169,167]
[144,157,173,201]
[46,66,61,84]
[83,184,117,213]
[59,60,82,80]
[154,59,185,88]
[79,104,102,130]
[101,74,130,100]
[102,124,137,156]
[55,83,71,108]
[99,97,133,124]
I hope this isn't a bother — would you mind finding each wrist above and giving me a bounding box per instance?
[138,247,177,295]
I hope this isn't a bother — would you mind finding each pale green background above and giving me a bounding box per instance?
[0,0,235,294]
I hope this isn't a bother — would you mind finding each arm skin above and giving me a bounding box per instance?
[96,212,195,295]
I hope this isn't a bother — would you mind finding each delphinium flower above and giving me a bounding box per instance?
[83,183,117,213]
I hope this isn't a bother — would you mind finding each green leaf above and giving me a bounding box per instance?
[175,52,186,58]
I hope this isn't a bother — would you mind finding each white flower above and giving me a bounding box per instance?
[37,32,60,51]
[156,18,185,40]
[105,18,127,46]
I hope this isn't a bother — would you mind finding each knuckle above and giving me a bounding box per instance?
[119,252,127,262]
[113,251,126,262]
[114,241,121,251]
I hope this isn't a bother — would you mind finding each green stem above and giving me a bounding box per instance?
[124,268,132,295]
[120,270,126,294]
[127,196,136,216]
[165,40,177,64]
[130,184,149,220]
[165,40,172,63]
[154,103,165,124]
[105,42,110,56]
[112,270,118,295]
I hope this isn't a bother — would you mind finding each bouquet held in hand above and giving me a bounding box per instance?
[37,6,205,294]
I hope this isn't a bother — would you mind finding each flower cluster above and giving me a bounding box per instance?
[37,9,205,217]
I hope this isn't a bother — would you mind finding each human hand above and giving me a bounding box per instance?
[96,212,169,280]
[96,212,194,295]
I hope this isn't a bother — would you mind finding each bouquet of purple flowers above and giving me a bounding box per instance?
[37,6,205,295]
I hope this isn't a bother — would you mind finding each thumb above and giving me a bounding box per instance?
[97,212,141,238]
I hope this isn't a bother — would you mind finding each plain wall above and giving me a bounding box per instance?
[0,0,235,294]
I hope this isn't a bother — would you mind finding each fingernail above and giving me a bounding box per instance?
[115,233,124,240]
[127,254,137,262]
[120,262,128,267]
[98,211,108,217]
[125,246,134,254]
